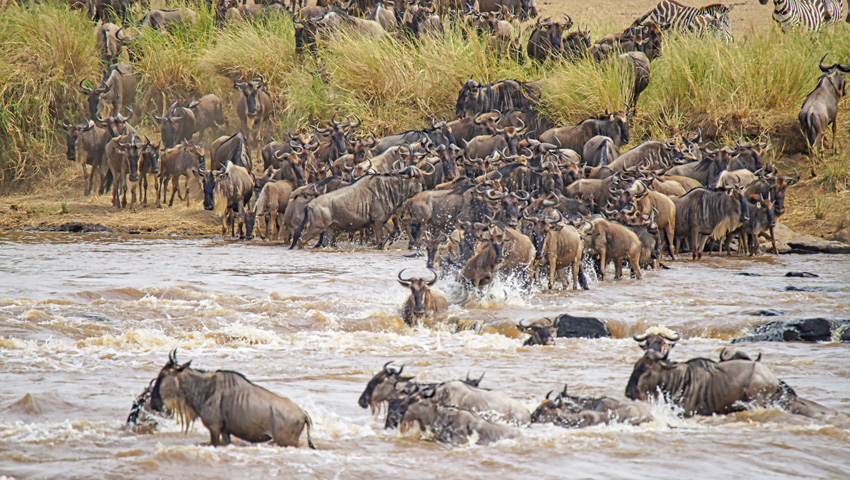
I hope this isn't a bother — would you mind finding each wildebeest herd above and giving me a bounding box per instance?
[128,328,840,448]
[50,0,847,450]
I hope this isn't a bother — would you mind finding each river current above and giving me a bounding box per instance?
[1,231,849,479]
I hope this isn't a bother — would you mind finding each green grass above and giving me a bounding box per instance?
[2,0,850,190]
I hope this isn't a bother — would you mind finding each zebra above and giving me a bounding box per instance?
[758,0,844,31]
[633,1,736,39]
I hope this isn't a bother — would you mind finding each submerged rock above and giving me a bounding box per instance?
[739,309,785,317]
[554,314,611,339]
[733,318,850,343]
[785,272,819,278]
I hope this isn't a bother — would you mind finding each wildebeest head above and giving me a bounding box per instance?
[142,140,161,175]
[234,74,267,117]
[385,382,435,429]
[809,54,850,103]
[424,232,448,270]
[80,78,112,119]
[154,102,187,148]
[95,107,133,138]
[398,268,438,318]
[149,348,195,424]
[632,326,680,356]
[117,134,151,182]
[358,361,413,411]
[518,317,554,346]
[455,76,480,119]
[605,107,630,145]
[625,347,673,401]
[315,113,360,158]
[487,188,529,227]
[525,208,563,261]
[60,119,95,161]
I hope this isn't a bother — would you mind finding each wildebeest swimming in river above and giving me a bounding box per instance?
[150,349,316,448]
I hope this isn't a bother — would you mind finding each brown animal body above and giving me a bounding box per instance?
[81,63,135,119]
[252,180,295,240]
[539,110,629,154]
[625,349,836,419]
[620,51,651,115]
[141,8,197,30]
[207,162,255,238]
[579,217,642,280]
[158,141,205,208]
[234,75,273,149]
[187,94,226,142]
[460,224,535,288]
[149,349,316,448]
[627,181,676,260]
[60,119,109,196]
[582,135,620,168]
[798,55,850,156]
[139,141,161,205]
[97,22,126,63]
[105,133,150,211]
[398,269,449,326]
[532,386,653,427]
[672,187,749,260]
[527,211,583,290]
[210,132,252,171]
[290,170,425,249]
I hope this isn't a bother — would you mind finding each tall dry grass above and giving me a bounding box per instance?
[2,1,849,189]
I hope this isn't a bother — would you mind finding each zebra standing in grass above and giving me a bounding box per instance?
[633,1,736,40]
[759,0,845,32]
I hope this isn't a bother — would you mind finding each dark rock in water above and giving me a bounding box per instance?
[783,286,838,293]
[739,309,785,317]
[43,223,114,233]
[787,236,850,254]
[785,272,819,278]
[840,326,850,343]
[736,272,762,277]
[733,318,850,343]
[554,314,611,339]
[401,252,424,258]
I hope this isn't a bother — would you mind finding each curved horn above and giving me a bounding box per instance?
[818,53,832,72]
[425,268,438,286]
[397,269,413,287]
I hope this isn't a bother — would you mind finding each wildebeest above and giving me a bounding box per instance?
[526,210,584,290]
[517,317,554,346]
[155,101,197,149]
[625,347,837,418]
[158,140,205,207]
[398,268,449,326]
[539,109,630,154]
[186,94,226,142]
[250,179,296,240]
[532,384,653,427]
[526,15,571,62]
[140,8,197,30]
[202,161,254,238]
[387,388,523,445]
[96,22,127,63]
[633,325,680,357]
[290,168,425,249]
[460,222,535,288]
[149,349,316,448]
[104,133,150,211]
[582,135,620,168]
[620,51,651,115]
[358,361,415,414]
[672,187,749,260]
[210,132,252,171]
[455,78,548,131]
[139,140,161,205]
[579,217,642,280]
[387,380,531,426]
[234,74,273,148]
[798,55,850,158]
[60,118,109,196]
[80,63,135,119]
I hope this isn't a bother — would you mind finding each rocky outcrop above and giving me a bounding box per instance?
[732,318,850,343]
[554,314,612,339]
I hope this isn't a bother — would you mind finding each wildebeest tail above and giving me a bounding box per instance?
[289,210,309,249]
[305,413,316,450]
[805,111,816,150]
[99,170,114,195]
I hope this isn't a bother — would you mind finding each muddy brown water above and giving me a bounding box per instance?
[1,231,849,479]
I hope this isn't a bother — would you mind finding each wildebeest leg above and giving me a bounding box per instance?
[614,257,623,279]
[664,225,676,261]
[141,175,148,205]
[236,201,246,239]
[696,233,710,261]
[690,230,700,260]
[208,427,222,446]
[830,118,837,150]
[629,252,642,280]
[168,175,178,207]
[599,249,607,281]
[311,232,324,249]
[184,174,192,207]
[130,180,137,212]
[81,162,90,196]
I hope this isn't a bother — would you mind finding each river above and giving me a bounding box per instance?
[1,231,849,479]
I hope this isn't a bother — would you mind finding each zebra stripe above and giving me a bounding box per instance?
[765,0,844,31]
[637,1,735,39]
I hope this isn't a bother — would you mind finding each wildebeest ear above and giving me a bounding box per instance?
[177,360,192,371]
[192,170,201,178]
